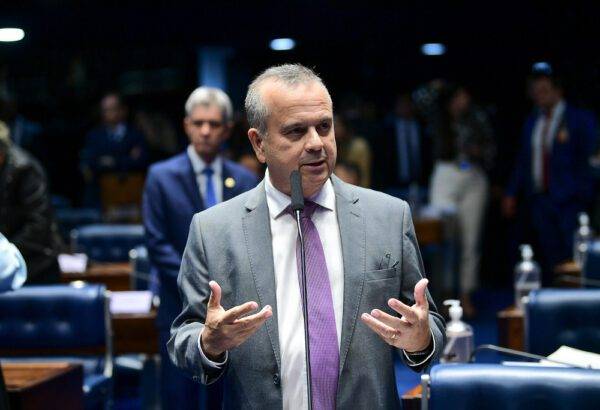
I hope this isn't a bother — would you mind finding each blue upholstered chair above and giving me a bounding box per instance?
[423,364,600,410]
[71,224,144,263]
[525,288,600,356]
[55,207,103,241]
[0,284,113,410]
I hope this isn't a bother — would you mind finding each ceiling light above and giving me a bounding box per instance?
[421,43,445,56]
[0,28,25,42]
[270,38,295,51]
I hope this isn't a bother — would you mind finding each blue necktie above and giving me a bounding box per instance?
[201,167,217,208]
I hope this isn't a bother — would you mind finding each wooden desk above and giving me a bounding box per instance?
[112,310,159,355]
[554,260,582,287]
[2,362,83,410]
[415,217,444,247]
[401,384,423,410]
[61,262,132,291]
[497,306,524,351]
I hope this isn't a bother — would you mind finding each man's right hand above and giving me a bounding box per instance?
[200,280,272,361]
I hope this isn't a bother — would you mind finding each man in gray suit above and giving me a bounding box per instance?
[169,64,445,409]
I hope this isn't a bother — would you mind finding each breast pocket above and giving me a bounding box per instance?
[363,268,400,315]
[365,267,398,282]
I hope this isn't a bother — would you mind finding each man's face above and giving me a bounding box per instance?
[530,78,561,111]
[184,104,230,161]
[248,80,336,197]
[101,95,126,126]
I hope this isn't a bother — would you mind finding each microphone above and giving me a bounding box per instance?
[470,344,591,369]
[290,170,305,212]
[290,170,313,410]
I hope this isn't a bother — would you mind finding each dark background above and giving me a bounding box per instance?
[2,1,599,287]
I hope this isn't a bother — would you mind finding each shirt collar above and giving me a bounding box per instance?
[187,145,222,176]
[264,168,335,220]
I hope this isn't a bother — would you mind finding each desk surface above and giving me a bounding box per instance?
[497,306,524,351]
[414,217,444,247]
[113,310,158,355]
[61,262,132,291]
[2,362,78,391]
[2,362,83,410]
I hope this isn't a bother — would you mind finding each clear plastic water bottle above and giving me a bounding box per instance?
[573,212,593,268]
[441,299,474,363]
[514,244,541,311]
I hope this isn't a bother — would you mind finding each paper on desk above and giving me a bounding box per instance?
[541,345,600,369]
[58,253,88,273]
[110,291,153,314]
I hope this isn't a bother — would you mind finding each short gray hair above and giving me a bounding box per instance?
[185,86,233,123]
[245,64,329,135]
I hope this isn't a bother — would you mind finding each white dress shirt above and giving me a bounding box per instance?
[187,145,223,204]
[264,169,344,410]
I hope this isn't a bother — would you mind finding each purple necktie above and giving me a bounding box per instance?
[291,201,339,410]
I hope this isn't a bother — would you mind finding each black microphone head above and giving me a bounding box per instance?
[290,170,304,211]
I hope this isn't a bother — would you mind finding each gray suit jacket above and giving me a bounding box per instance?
[168,175,445,409]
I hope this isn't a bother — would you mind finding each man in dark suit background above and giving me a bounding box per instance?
[80,92,148,206]
[375,93,431,193]
[143,86,258,409]
[503,69,598,282]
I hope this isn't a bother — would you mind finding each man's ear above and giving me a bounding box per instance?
[247,128,266,164]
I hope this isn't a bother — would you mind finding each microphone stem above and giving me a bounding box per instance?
[295,210,313,410]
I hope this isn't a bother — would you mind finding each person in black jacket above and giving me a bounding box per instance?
[0,121,62,284]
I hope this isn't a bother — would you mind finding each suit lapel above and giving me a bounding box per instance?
[179,154,203,211]
[242,182,281,370]
[332,175,366,374]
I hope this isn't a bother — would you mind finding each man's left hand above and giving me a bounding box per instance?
[360,278,431,352]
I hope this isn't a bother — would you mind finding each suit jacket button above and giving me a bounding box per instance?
[273,373,280,386]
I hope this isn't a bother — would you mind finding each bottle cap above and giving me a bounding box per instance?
[579,213,590,227]
[519,244,533,260]
[443,299,463,322]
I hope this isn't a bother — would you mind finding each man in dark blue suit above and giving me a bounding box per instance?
[503,70,597,283]
[80,93,148,206]
[143,86,258,409]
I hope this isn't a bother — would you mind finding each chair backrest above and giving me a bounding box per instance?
[0,284,112,375]
[426,364,600,410]
[71,224,144,262]
[55,207,103,242]
[129,245,158,293]
[525,288,600,356]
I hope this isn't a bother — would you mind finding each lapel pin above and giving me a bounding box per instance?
[225,177,236,188]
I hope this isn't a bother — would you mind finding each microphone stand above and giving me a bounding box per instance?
[294,208,313,410]
[470,344,592,369]
[290,170,313,410]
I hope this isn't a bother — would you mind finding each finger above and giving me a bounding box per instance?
[232,305,272,329]
[371,309,411,331]
[222,301,259,323]
[414,278,429,309]
[361,313,400,341]
[207,280,222,309]
[387,299,418,323]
